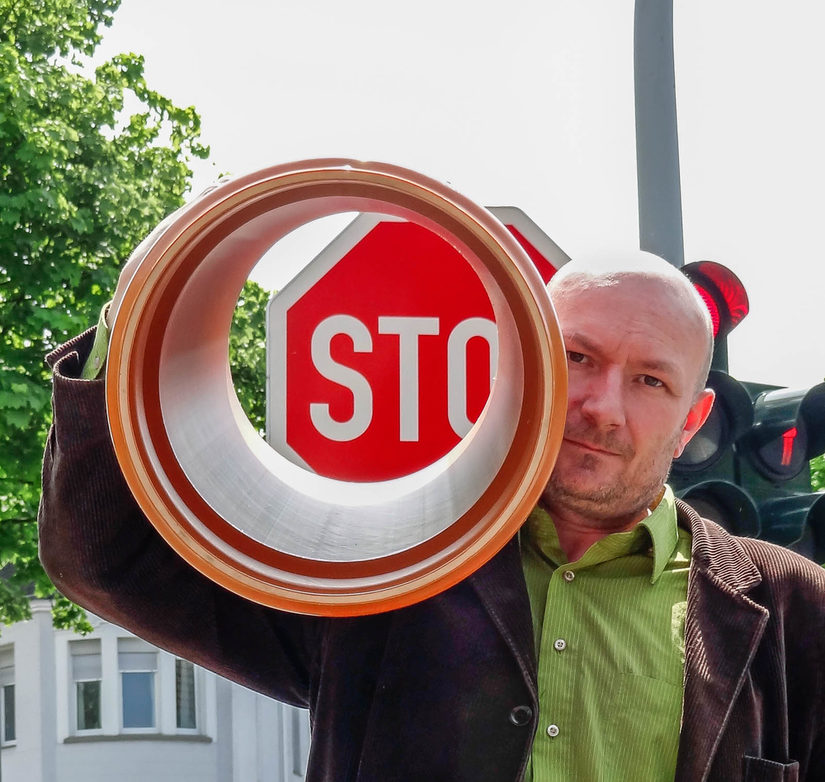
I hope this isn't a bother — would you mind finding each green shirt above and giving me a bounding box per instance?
[521,486,690,781]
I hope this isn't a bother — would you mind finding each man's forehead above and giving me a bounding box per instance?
[552,271,704,330]
[553,274,711,391]
[556,276,692,332]
[549,249,690,286]
[552,268,682,299]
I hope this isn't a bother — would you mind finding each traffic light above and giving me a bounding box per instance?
[670,261,825,563]
[672,377,825,560]
[682,260,750,371]
[738,382,825,557]
[670,370,760,538]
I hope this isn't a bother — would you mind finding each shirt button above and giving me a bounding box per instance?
[553,638,566,652]
[546,724,560,738]
[509,705,533,726]
[563,570,575,582]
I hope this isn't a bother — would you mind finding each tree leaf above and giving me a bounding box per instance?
[1,0,210,632]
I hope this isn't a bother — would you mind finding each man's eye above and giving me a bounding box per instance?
[642,375,664,388]
[567,351,586,364]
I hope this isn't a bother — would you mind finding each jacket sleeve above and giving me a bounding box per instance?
[38,329,321,707]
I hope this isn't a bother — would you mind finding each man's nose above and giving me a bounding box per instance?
[577,368,626,428]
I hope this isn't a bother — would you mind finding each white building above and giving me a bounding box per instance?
[0,600,309,782]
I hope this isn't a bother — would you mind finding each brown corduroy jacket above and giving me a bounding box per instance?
[39,330,825,782]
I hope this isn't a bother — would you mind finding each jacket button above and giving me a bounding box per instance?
[509,705,533,726]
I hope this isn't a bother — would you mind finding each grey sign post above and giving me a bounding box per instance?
[634,0,685,268]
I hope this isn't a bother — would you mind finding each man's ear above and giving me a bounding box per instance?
[673,388,716,458]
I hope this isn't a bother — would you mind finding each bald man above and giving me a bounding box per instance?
[544,255,715,560]
[39,252,825,782]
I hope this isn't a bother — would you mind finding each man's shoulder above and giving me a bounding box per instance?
[677,498,825,606]
[46,326,97,373]
[736,534,825,605]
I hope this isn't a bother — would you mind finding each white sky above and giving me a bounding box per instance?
[94,0,824,389]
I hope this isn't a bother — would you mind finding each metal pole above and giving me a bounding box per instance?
[634,0,685,267]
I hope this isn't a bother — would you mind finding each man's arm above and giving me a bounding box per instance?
[38,328,321,707]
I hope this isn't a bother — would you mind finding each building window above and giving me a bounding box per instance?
[0,646,14,743]
[175,659,197,730]
[64,634,206,739]
[118,638,157,730]
[2,685,14,743]
[70,639,102,732]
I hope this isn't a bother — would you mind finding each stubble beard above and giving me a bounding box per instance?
[542,429,680,526]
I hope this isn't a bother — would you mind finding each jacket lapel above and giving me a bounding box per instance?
[674,501,770,782]
[469,536,538,695]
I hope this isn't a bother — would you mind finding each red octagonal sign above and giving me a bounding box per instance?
[267,209,567,482]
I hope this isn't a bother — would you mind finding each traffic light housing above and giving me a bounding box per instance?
[744,384,825,484]
[682,260,749,371]
[670,370,760,538]
[671,261,825,562]
[671,378,825,559]
[738,382,825,555]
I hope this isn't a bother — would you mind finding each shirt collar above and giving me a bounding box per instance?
[640,485,679,583]
[526,485,679,584]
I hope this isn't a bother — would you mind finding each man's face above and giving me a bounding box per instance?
[542,275,714,524]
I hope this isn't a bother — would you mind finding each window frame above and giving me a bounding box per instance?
[69,639,103,736]
[62,633,208,740]
[118,641,159,734]
[0,645,15,746]
[174,657,199,733]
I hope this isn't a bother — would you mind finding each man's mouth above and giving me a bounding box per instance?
[563,437,623,457]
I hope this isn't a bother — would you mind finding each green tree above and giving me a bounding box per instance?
[812,455,824,493]
[0,0,208,629]
[230,282,269,436]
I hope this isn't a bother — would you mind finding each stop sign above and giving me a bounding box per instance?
[268,208,568,481]
[107,159,568,614]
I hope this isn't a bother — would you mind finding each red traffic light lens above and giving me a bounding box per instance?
[693,284,721,338]
[682,261,749,340]
[754,421,809,481]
